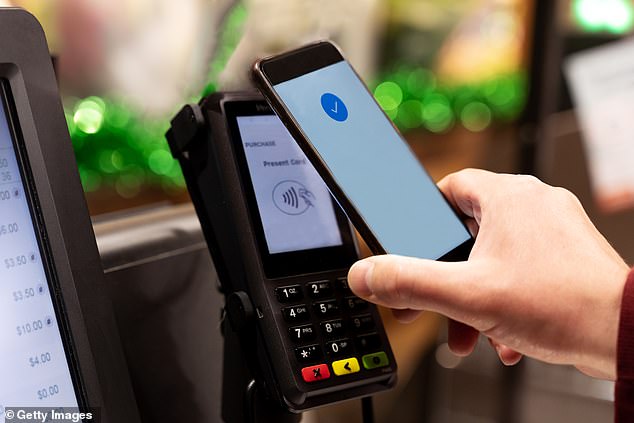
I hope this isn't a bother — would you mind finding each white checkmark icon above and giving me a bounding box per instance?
[331,101,338,114]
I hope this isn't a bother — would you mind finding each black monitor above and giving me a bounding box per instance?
[0,9,140,423]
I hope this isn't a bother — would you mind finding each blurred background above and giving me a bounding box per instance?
[5,0,634,421]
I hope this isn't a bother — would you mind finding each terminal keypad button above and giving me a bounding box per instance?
[307,280,333,299]
[295,344,323,363]
[320,319,345,338]
[351,314,374,332]
[313,299,339,317]
[275,285,303,303]
[289,324,316,342]
[301,364,330,382]
[344,296,368,312]
[282,304,310,323]
[355,333,381,352]
[325,338,353,357]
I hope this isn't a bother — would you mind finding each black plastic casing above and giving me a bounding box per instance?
[167,91,397,412]
[0,9,141,423]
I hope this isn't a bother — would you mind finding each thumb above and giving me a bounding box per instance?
[348,254,485,324]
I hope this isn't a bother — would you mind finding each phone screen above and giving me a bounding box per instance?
[0,88,80,411]
[272,60,471,259]
[236,114,343,254]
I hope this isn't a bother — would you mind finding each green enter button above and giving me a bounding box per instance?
[362,352,389,369]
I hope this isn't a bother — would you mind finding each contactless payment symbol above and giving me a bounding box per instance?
[273,180,315,215]
[321,93,348,122]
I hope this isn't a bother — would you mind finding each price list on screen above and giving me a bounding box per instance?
[0,97,79,421]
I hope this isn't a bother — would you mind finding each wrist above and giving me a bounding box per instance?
[579,262,630,380]
[616,266,634,381]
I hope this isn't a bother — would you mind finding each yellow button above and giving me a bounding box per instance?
[332,358,360,376]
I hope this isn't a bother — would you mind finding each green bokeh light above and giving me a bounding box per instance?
[406,68,436,98]
[371,67,525,133]
[73,97,105,134]
[374,81,403,111]
[396,100,423,129]
[573,0,634,34]
[461,102,492,132]
[148,149,175,175]
[422,94,454,133]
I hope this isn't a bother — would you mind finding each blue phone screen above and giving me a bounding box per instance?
[273,60,471,259]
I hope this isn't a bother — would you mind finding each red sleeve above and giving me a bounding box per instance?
[615,268,634,422]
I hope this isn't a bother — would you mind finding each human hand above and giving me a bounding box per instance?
[348,169,630,379]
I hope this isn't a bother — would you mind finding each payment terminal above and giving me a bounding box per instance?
[166,92,397,415]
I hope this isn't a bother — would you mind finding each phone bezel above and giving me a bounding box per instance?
[253,41,474,262]
[222,98,359,278]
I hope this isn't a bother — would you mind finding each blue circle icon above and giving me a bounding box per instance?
[320,93,348,122]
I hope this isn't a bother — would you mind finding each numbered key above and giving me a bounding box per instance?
[336,277,351,292]
[320,319,346,338]
[282,304,310,323]
[289,324,316,342]
[275,285,303,303]
[351,314,375,332]
[325,338,353,357]
[306,280,333,299]
[344,296,368,312]
[313,300,339,317]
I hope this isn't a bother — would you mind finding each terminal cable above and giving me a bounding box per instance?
[361,396,374,423]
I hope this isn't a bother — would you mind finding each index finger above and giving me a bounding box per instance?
[437,168,498,222]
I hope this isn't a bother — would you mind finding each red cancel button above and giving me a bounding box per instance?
[301,364,330,382]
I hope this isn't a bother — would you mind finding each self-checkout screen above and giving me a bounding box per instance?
[0,91,79,417]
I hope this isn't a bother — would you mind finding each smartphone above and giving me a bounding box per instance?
[253,41,473,260]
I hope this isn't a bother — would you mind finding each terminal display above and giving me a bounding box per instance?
[237,114,343,254]
[0,84,80,418]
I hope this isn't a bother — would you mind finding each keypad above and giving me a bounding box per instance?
[275,276,389,383]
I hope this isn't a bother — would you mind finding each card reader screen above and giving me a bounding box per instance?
[237,115,343,254]
[0,92,80,411]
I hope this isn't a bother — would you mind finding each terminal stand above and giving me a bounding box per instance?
[221,292,302,423]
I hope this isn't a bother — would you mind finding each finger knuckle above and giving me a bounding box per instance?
[551,186,582,208]
[515,174,542,190]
